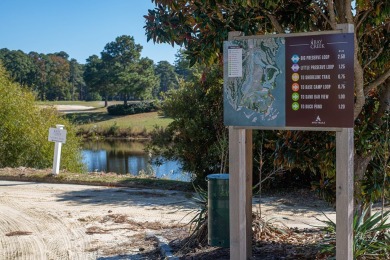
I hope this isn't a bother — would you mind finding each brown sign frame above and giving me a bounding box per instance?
[224,30,354,131]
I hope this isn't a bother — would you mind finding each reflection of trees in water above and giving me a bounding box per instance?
[82,140,147,154]
[106,150,148,175]
[82,140,188,181]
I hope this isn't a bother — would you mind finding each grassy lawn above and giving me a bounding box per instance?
[41,101,172,137]
[70,111,172,133]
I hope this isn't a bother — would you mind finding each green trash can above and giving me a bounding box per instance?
[207,173,229,247]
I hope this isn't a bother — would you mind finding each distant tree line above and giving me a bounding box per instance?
[0,35,188,104]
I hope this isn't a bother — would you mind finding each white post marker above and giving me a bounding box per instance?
[48,124,67,175]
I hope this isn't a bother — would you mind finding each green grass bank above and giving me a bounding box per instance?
[38,101,172,139]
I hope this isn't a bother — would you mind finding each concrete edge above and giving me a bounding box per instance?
[155,235,179,260]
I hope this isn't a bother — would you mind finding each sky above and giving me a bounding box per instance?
[0,0,179,64]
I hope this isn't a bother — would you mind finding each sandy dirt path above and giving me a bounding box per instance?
[0,181,196,259]
[54,105,96,111]
[0,180,339,259]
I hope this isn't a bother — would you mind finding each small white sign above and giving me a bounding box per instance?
[48,128,67,143]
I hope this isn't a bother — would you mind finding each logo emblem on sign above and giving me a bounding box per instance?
[311,115,325,125]
[310,39,325,49]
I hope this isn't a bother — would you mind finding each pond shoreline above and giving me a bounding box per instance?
[0,167,192,191]
[80,136,152,141]
[76,125,152,140]
[81,139,189,182]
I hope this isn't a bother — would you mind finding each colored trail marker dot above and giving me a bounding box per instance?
[291,64,300,72]
[292,83,299,91]
[291,54,300,63]
[292,73,299,82]
[292,102,300,111]
[292,93,299,101]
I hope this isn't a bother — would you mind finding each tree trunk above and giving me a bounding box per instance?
[334,1,347,23]
[354,153,373,213]
[104,94,108,107]
[375,80,390,125]
[124,94,128,106]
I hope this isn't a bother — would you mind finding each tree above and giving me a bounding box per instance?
[84,55,112,105]
[0,49,35,86]
[28,51,50,100]
[134,57,159,100]
[84,35,158,105]
[102,35,155,104]
[149,64,226,185]
[115,57,158,101]
[154,60,178,98]
[145,0,390,205]
[174,49,206,82]
[45,53,72,100]
[69,59,85,100]
[0,49,85,101]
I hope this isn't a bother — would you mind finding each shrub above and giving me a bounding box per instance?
[147,64,226,187]
[106,101,157,116]
[320,207,390,259]
[0,63,84,172]
[106,122,119,136]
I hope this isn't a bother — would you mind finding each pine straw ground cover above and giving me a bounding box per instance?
[169,213,332,259]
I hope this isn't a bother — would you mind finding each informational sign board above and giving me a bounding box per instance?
[223,33,354,128]
[48,127,67,143]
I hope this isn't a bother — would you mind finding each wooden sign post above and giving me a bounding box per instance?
[226,25,354,259]
[228,126,252,259]
[227,31,253,260]
[336,128,354,259]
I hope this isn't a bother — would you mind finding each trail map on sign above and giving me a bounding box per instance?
[224,38,286,127]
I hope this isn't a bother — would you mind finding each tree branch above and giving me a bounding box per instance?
[266,13,284,33]
[363,47,384,70]
[356,8,373,33]
[327,0,337,28]
[253,169,285,190]
[345,0,354,24]
[362,21,390,37]
[354,35,366,119]
[375,80,390,125]
[311,1,334,29]
[364,68,390,95]
[335,0,347,23]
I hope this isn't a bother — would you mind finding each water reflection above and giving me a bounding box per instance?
[82,140,190,182]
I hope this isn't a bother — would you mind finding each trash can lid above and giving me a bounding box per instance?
[206,173,229,180]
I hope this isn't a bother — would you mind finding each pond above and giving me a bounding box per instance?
[81,140,191,182]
